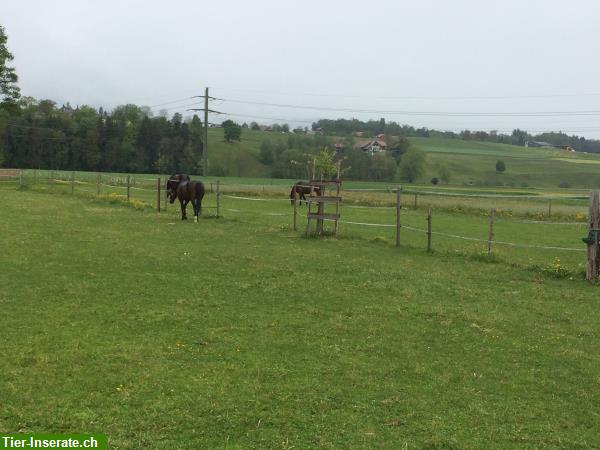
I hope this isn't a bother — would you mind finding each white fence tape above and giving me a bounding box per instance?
[324,218,585,252]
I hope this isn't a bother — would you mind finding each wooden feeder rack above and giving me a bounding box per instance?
[305,178,342,237]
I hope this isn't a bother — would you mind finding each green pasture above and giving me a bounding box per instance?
[1,183,600,449]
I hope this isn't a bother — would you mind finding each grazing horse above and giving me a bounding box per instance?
[166,174,205,222]
[290,181,321,205]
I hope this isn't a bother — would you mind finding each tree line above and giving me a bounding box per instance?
[312,119,600,153]
[1,99,204,174]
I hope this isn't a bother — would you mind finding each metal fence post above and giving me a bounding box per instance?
[216,180,221,218]
[488,208,495,256]
[396,186,401,247]
[157,177,161,213]
[427,209,432,252]
[126,175,130,202]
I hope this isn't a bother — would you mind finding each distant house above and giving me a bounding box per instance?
[352,131,365,137]
[259,125,272,132]
[561,145,576,152]
[355,139,387,155]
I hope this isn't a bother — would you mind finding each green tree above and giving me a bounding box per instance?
[397,148,426,183]
[259,139,274,165]
[496,160,506,173]
[0,25,20,108]
[368,153,397,181]
[313,147,338,179]
[223,120,242,142]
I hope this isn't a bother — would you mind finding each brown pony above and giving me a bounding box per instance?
[166,174,205,222]
[290,181,321,205]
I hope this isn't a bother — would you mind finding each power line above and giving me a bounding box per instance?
[220,98,600,117]
[147,97,196,108]
[213,86,600,101]
[221,112,314,124]
[148,102,202,114]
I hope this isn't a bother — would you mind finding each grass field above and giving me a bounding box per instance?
[2,183,600,449]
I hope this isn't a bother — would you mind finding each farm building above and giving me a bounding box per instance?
[525,141,576,152]
[525,141,555,148]
[354,139,388,155]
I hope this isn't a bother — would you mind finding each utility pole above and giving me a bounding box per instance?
[204,87,209,175]
[189,88,223,177]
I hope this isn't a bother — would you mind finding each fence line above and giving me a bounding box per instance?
[342,187,588,200]
[320,217,586,253]
[496,219,586,225]
[13,173,588,255]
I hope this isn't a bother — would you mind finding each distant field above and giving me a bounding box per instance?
[1,185,600,449]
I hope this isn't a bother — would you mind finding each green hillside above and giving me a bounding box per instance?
[411,137,600,189]
[205,128,600,189]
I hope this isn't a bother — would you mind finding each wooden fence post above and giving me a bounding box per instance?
[19,170,22,187]
[396,186,401,247]
[96,173,100,196]
[71,171,75,194]
[548,199,552,217]
[216,180,221,218]
[34,169,37,184]
[414,193,418,209]
[586,191,600,282]
[293,196,297,231]
[157,177,161,213]
[487,208,495,256]
[126,175,130,202]
[427,209,432,252]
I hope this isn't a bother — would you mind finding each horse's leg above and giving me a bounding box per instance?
[193,198,199,222]
[180,199,188,220]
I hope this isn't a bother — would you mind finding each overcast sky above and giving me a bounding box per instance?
[3,0,600,137]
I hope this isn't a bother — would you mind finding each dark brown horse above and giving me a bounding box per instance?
[166,174,205,222]
[290,181,321,205]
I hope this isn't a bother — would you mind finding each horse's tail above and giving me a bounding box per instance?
[195,181,205,202]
